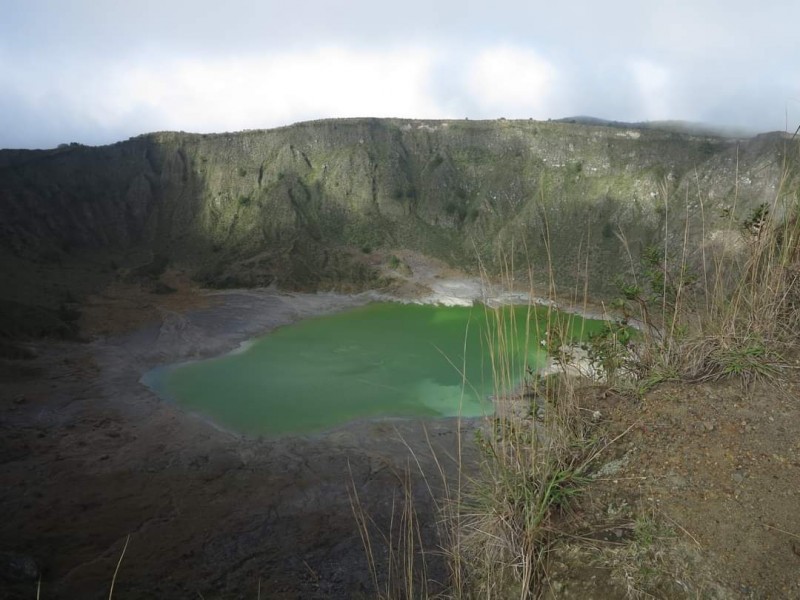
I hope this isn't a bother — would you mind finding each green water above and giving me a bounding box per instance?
[147,302,603,435]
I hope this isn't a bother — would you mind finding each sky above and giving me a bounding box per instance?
[1,0,799,149]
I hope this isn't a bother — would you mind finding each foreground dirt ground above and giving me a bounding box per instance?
[549,374,800,599]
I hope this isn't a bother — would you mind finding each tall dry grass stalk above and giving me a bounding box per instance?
[349,459,434,600]
[350,140,799,599]
[350,236,605,599]
[615,143,800,388]
[690,165,800,382]
[446,247,602,599]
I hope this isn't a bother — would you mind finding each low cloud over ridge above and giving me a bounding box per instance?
[1,0,799,148]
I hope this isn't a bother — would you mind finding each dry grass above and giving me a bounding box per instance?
[351,142,800,599]
[349,462,431,600]
[350,248,609,599]
[608,146,800,391]
[447,290,597,599]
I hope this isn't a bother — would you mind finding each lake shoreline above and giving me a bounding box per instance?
[0,256,611,597]
[0,261,491,597]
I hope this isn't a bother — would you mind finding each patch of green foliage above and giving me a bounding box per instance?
[742,202,769,236]
[582,319,634,383]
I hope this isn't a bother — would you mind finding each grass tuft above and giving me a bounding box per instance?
[351,140,800,599]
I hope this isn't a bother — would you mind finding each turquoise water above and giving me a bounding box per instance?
[145,302,602,435]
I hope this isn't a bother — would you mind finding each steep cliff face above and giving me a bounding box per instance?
[0,118,795,335]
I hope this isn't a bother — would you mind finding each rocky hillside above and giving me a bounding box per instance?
[0,118,794,336]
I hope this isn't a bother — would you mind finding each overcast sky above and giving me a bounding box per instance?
[1,0,799,149]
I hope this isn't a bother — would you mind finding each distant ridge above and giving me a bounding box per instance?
[0,117,790,337]
[555,116,756,138]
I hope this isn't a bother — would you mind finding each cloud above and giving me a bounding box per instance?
[0,46,449,146]
[111,47,447,132]
[3,0,800,147]
[628,59,672,121]
[465,46,559,118]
